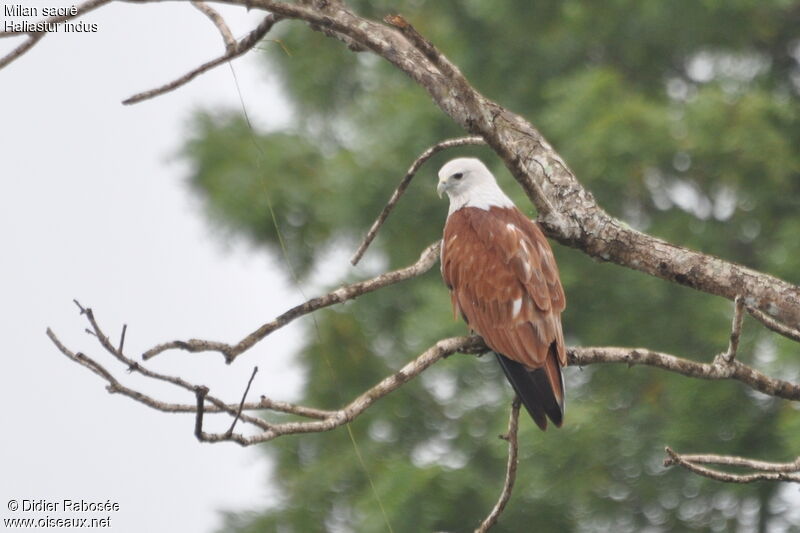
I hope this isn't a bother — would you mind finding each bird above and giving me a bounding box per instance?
[437,157,567,430]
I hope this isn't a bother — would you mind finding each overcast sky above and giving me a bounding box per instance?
[1,3,307,531]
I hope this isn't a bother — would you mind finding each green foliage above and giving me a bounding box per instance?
[183,1,800,531]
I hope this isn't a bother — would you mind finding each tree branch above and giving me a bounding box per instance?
[569,346,800,402]
[721,296,745,363]
[57,303,272,431]
[142,240,442,362]
[48,327,276,417]
[226,366,259,435]
[191,1,236,50]
[351,136,485,266]
[664,448,800,483]
[122,13,282,105]
[744,303,800,344]
[0,34,44,70]
[54,308,799,447]
[475,399,521,533]
[50,305,485,446]
[53,299,800,444]
[50,326,334,419]
[49,292,799,525]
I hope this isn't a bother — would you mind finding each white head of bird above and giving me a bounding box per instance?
[437,157,514,215]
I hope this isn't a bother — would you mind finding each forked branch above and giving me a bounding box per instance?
[51,292,799,447]
[664,448,800,483]
[48,302,484,446]
[142,240,441,362]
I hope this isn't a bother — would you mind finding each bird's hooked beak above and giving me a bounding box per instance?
[437,179,447,199]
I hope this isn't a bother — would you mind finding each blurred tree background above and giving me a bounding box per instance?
[183,1,800,531]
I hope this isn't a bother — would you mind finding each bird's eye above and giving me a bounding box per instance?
[453,172,464,180]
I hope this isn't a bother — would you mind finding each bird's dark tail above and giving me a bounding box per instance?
[494,347,564,431]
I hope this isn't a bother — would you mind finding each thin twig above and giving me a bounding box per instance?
[669,452,800,472]
[142,240,442,362]
[664,447,800,483]
[73,298,87,314]
[194,386,210,441]
[118,324,128,355]
[744,304,800,344]
[69,302,272,430]
[0,35,43,70]
[227,366,259,435]
[192,1,236,50]
[476,398,521,533]
[351,136,485,265]
[721,296,745,363]
[48,327,332,417]
[123,14,282,105]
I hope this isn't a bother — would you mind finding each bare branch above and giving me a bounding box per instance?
[53,297,486,445]
[49,327,221,414]
[143,240,442,362]
[50,326,334,419]
[194,385,210,441]
[227,366,259,435]
[664,447,800,483]
[569,346,800,402]
[256,396,333,419]
[192,1,236,50]
[475,399,521,533]
[52,299,800,489]
[196,335,485,445]
[51,310,484,446]
[745,303,800,344]
[721,296,745,363]
[58,303,273,430]
[351,136,485,266]
[118,324,128,354]
[0,34,44,70]
[669,451,800,472]
[122,14,282,105]
[55,310,799,439]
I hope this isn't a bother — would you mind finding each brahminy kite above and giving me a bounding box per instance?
[437,158,567,430]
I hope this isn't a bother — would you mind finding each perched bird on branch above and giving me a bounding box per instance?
[438,158,567,430]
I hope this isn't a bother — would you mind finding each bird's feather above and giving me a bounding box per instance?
[442,205,567,428]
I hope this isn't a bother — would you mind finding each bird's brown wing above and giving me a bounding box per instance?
[442,206,567,427]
